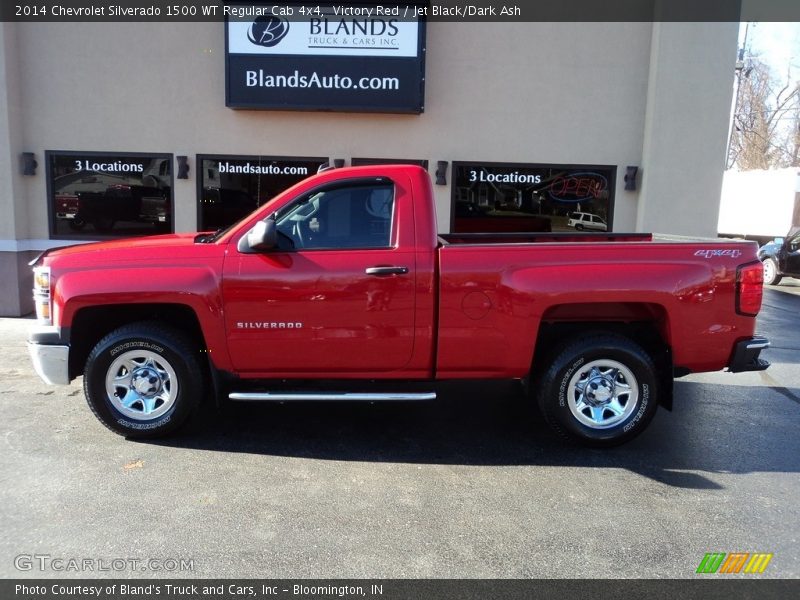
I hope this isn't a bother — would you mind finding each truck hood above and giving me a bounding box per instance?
[40,234,225,268]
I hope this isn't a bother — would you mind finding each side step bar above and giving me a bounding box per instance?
[228,392,436,402]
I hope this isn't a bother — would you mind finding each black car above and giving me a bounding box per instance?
[758,227,800,285]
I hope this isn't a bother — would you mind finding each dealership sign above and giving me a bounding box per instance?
[225,3,426,112]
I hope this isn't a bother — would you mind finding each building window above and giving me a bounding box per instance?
[451,162,616,233]
[47,151,174,239]
[197,155,327,231]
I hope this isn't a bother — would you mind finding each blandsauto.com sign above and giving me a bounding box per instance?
[225,3,426,113]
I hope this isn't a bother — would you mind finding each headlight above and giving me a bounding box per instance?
[33,266,51,325]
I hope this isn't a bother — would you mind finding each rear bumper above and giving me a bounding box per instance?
[28,343,70,385]
[727,336,770,373]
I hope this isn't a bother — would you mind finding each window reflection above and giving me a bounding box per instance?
[49,152,173,238]
[452,163,616,234]
[198,155,327,231]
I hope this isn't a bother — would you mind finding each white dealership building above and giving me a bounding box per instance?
[0,16,738,315]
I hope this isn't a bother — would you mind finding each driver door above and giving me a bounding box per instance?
[222,177,417,376]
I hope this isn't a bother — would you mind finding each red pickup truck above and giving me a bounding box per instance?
[28,165,769,446]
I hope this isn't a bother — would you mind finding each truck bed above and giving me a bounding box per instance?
[435,235,760,378]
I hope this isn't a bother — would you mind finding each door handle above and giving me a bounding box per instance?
[365,266,409,276]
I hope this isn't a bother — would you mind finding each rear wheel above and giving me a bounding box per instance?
[762,258,782,286]
[83,323,202,438]
[536,334,659,447]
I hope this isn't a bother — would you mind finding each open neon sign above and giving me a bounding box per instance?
[548,172,608,203]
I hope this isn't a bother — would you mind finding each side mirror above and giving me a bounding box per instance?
[238,216,277,253]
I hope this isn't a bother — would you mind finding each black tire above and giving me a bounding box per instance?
[575,223,584,231]
[762,257,782,286]
[536,333,659,447]
[83,322,202,438]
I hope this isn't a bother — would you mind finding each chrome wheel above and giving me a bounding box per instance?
[104,350,178,421]
[567,359,639,429]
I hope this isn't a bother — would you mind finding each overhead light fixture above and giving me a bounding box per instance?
[20,152,37,176]
[624,166,638,191]
[435,161,448,185]
[176,156,190,179]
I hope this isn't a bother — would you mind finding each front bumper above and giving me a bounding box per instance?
[28,343,70,385]
[728,336,770,373]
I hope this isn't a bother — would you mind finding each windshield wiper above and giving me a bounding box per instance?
[195,229,223,244]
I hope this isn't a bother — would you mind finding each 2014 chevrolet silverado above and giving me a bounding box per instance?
[28,165,770,446]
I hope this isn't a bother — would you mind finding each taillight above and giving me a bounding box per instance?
[736,261,763,316]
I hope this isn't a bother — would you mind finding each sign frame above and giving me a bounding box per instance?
[224,3,427,113]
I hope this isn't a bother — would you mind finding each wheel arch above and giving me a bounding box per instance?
[68,303,208,380]
[530,302,674,410]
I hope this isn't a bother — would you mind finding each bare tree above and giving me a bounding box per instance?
[728,58,800,170]
[790,107,800,167]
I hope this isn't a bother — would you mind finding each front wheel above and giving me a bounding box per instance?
[536,334,659,447]
[83,323,202,438]
[762,258,782,286]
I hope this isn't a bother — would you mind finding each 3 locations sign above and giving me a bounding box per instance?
[225,3,426,112]
[451,162,617,234]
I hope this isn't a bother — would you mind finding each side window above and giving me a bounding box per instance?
[275,182,395,250]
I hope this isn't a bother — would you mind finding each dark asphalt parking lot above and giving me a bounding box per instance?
[1,286,798,579]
